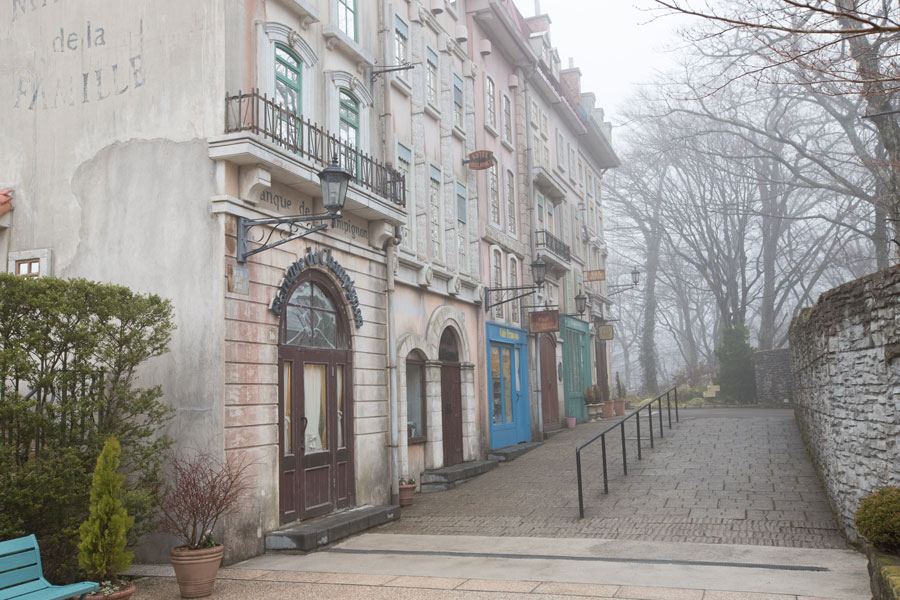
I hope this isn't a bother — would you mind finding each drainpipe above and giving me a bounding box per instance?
[385,227,402,505]
[523,70,544,439]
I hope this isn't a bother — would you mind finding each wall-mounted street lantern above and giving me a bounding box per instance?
[485,255,548,313]
[236,156,352,263]
[574,290,587,316]
[607,267,642,296]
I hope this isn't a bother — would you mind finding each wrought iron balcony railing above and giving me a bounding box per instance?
[535,229,571,263]
[225,89,406,208]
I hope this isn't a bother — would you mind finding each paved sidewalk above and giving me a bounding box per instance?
[378,409,847,549]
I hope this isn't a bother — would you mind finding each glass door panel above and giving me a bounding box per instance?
[491,346,502,424]
[283,361,293,455]
[304,363,328,453]
[502,347,514,423]
[336,364,345,449]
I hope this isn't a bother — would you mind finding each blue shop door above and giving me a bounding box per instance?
[489,342,530,449]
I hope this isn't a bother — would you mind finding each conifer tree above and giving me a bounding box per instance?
[78,437,134,583]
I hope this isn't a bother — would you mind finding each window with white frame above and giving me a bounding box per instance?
[394,16,408,74]
[557,131,565,170]
[536,192,545,229]
[587,170,594,197]
[547,201,555,236]
[531,100,539,125]
[456,183,467,271]
[578,158,584,187]
[540,111,549,139]
[543,142,551,169]
[426,47,438,107]
[453,74,464,129]
[430,166,442,261]
[489,163,500,226]
[337,0,357,41]
[502,94,512,144]
[485,75,497,130]
[398,143,413,250]
[569,146,576,181]
[492,247,504,320]
[508,255,520,324]
[505,169,516,235]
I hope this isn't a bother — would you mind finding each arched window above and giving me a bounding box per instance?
[508,256,520,324]
[492,247,504,321]
[406,350,426,443]
[282,281,347,349]
[275,44,302,116]
[506,169,516,235]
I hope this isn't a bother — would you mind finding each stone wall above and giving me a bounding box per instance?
[754,348,793,405]
[790,265,900,541]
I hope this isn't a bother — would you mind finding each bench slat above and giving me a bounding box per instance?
[0,550,39,575]
[5,580,98,600]
[0,537,38,561]
[0,565,42,590]
[0,578,47,600]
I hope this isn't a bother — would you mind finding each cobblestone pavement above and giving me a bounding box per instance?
[378,408,848,549]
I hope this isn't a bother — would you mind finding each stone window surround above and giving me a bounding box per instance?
[325,70,373,156]
[8,248,51,277]
[258,22,318,122]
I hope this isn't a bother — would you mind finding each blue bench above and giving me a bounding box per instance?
[0,535,98,600]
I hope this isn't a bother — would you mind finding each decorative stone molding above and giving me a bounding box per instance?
[238,165,271,205]
[262,22,319,66]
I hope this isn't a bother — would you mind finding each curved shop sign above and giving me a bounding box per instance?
[270,247,364,328]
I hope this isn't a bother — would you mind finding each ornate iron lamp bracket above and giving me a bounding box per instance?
[484,285,540,313]
[236,213,339,263]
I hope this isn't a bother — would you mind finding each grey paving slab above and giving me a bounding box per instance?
[377,409,848,549]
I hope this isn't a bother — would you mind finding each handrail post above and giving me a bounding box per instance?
[601,434,608,494]
[636,411,642,460]
[667,390,672,428]
[648,405,654,448]
[620,421,627,475]
[577,449,584,518]
[675,387,679,422]
[658,397,664,438]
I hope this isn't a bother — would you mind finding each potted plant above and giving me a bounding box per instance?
[398,478,417,507]
[583,387,601,421]
[78,437,136,600]
[156,450,251,599]
[614,372,627,416]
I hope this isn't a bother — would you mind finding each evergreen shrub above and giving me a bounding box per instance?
[0,274,174,582]
[856,487,900,554]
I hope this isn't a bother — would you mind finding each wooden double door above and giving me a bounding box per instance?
[278,274,354,524]
[540,334,560,430]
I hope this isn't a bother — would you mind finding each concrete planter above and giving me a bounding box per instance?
[867,544,900,600]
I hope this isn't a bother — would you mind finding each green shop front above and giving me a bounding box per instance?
[486,322,531,449]
[561,315,592,422]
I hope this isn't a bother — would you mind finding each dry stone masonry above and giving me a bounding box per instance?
[754,348,794,406]
[790,265,900,542]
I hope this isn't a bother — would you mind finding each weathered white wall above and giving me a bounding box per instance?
[0,0,227,562]
[790,265,900,542]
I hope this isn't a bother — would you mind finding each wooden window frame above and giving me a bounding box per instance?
[15,258,40,277]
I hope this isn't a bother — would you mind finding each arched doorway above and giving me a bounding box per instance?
[540,334,560,431]
[439,328,463,467]
[278,270,353,523]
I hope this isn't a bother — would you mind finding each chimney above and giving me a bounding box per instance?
[568,57,574,69]
[534,0,541,14]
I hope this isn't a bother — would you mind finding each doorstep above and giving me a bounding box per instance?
[420,460,498,492]
[488,441,543,462]
[265,505,398,552]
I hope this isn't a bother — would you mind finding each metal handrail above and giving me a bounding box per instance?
[224,89,406,208]
[535,229,571,262]
[575,386,679,518]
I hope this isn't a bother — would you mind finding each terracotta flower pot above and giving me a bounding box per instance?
[398,483,416,507]
[601,402,614,419]
[170,544,224,599]
[614,399,626,416]
[86,583,136,600]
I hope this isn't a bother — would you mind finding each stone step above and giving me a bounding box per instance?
[488,441,543,462]
[420,460,498,493]
[265,505,398,552]
[543,428,564,440]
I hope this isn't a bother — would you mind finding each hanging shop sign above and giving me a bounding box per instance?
[585,269,606,282]
[463,150,496,170]
[596,324,614,340]
[529,309,559,333]
[270,247,364,328]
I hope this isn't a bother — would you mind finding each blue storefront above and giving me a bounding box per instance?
[486,322,531,450]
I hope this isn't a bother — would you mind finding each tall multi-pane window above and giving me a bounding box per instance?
[485,76,497,130]
[394,16,408,73]
[505,170,516,235]
[492,248,504,320]
[509,257,520,324]
[338,0,357,41]
[502,95,512,144]
[489,163,500,226]
[536,193,545,229]
[547,201,555,236]
[426,47,438,106]
[338,89,359,177]
[557,131,565,170]
[430,166,442,261]
[398,144,412,250]
[275,45,302,146]
[456,183,467,271]
[453,75,464,129]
